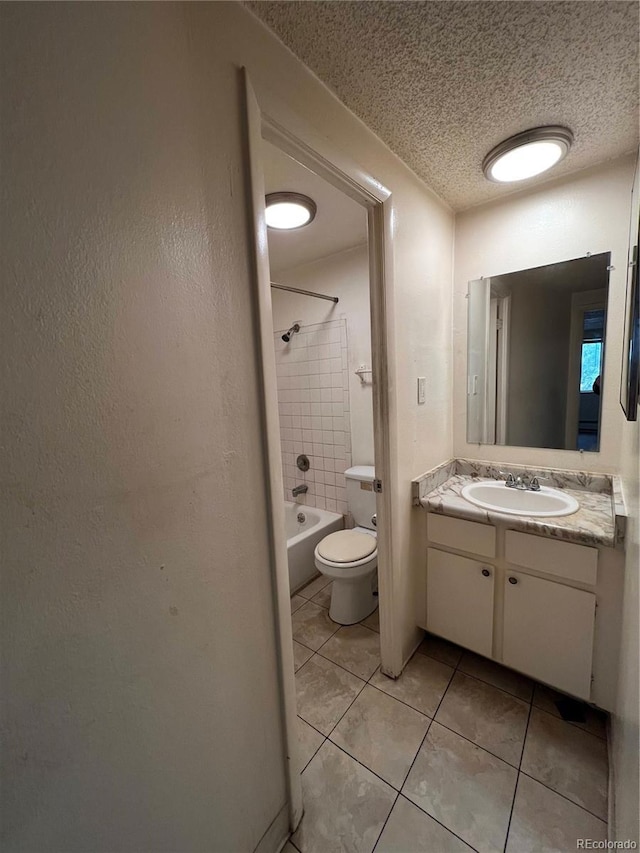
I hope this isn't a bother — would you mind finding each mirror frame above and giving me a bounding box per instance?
[620,234,639,421]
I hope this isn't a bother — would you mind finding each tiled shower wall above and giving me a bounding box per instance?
[274,318,352,513]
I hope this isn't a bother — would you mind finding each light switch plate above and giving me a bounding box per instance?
[417,376,426,404]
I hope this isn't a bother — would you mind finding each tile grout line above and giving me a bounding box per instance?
[320,627,387,739]
[395,650,523,852]
[451,659,535,705]
[379,664,483,853]
[295,622,608,848]
[531,703,609,743]
[370,789,401,853]
[502,695,534,852]
[294,615,383,748]
[320,657,475,853]
[366,678,524,771]
[450,642,608,740]
[298,632,592,775]
[328,739,399,795]
[517,769,609,824]
[421,647,610,825]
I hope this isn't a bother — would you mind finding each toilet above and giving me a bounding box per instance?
[314,465,378,625]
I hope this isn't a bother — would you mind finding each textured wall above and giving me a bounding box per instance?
[611,154,639,846]
[1,1,456,848]
[220,0,455,668]
[0,4,288,851]
[454,156,636,472]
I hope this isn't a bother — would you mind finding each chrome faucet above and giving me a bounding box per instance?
[292,484,308,497]
[501,472,544,491]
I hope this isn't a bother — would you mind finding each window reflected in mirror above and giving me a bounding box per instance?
[466,253,610,451]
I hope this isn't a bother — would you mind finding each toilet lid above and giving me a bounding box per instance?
[317,530,376,563]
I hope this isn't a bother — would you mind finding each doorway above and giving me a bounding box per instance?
[565,289,607,450]
[243,72,396,830]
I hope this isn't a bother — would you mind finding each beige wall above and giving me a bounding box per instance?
[194,1,455,667]
[0,4,288,851]
[505,277,571,449]
[611,154,639,845]
[455,151,639,840]
[272,245,374,468]
[454,156,636,472]
[1,2,455,849]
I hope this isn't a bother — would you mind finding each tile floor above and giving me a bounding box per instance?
[289,574,609,853]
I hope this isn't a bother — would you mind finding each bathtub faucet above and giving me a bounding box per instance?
[292,484,308,497]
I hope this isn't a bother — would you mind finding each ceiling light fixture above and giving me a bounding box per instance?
[483,126,574,184]
[265,192,317,230]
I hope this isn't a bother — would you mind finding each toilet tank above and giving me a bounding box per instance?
[345,465,376,528]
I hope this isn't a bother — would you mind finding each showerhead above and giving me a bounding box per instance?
[282,323,300,343]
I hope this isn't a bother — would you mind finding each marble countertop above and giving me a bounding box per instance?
[415,466,624,549]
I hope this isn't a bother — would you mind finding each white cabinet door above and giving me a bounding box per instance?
[426,548,494,657]
[503,572,596,700]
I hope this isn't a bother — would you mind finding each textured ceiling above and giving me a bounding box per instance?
[247,1,639,210]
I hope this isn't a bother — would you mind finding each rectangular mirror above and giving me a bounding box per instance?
[620,237,639,421]
[466,253,610,451]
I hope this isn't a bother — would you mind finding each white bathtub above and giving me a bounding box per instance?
[284,501,344,593]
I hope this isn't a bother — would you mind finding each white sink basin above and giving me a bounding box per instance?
[461,480,579,517]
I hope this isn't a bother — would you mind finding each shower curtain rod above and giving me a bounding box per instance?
[270,282,339,304]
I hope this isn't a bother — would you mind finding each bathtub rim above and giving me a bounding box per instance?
[283,501,344,548]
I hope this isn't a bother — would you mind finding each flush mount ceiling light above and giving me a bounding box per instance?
[483,126,574,184]
[265,192,317,230]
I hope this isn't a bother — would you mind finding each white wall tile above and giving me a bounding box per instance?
[274,320,352,507]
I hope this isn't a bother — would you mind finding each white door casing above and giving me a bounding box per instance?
[242,69,399,832]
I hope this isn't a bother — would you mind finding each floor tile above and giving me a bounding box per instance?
[417,632,463,667]
[291,594,306,614]
[330,684,430,789]
[291,740,395,853]
[532,683,608,739]
[311,582,332,609]
[435,671,529,766]
[506,773,607,852]
[292,601,340,651]
[376,794,473,852]
[361,607,379,632]
[403,722,517,853]
[293,641,314,672]
[319,624,380,680]
[458,651,534,701]
[299,574,332,600]
[296,716,325,771]
[521,707,608,820]
[370,651,453,717]
[295,655,365,735]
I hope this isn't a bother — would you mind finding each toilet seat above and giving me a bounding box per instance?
[314,528,378,574]
[317,530,376,563]
[313,527,378,625]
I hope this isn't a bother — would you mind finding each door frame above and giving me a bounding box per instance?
[564,288,607,448]
[242,70,399,831]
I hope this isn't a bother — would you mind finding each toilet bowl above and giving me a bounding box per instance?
[314,466,378,625]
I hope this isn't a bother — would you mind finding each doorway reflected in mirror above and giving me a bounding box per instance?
[467,253,610,451]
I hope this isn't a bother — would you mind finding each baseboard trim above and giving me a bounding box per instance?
[253,802,289,853]
[607,716,616,839]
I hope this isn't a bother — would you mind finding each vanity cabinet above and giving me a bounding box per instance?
[426,548,494,657]
[502,571,596,700]
[422,512,617,706]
